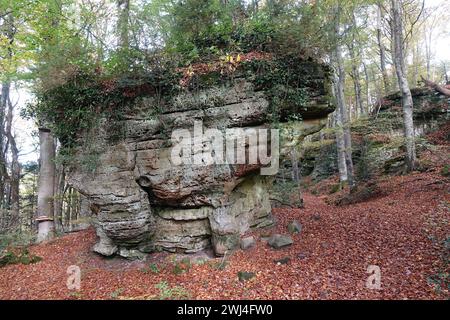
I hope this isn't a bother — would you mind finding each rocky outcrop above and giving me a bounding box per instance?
[377,86,449,118]
[68,61,334,258]
[298,85,450,184]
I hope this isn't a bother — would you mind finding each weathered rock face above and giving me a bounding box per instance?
[377,86,449,135]
[298,86,450,183]
[68,65,334,258]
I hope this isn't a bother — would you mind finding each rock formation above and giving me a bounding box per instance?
[298,86,449,182]
[68,58,334,258]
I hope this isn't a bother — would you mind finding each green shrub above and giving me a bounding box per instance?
[172,257,191,275]
[441,164,450,177]
[154,281,190,300]
[0,247,42,268]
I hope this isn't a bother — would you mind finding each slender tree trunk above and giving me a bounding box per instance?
[0,83,10,209]
[252,0,260,13]
[117,0,130,48]
[425,33,432,80]
[412,42,419,86]
[348,13,364,116]
[377,3,390,93]
[333,69,348,184]
[4,90,20,218]
[291,151,300,183]
[37,128,56,242]
[333,6,355,190]
[0,11,14,210]
[54,163,65,233]
[363,62,371,113]
[335,115,348,183]
[443,62,449,84]
[390,0,416,172]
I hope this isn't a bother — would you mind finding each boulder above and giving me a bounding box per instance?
[268,234,293,249]
[240,236,256,250]
[68,60,334,258]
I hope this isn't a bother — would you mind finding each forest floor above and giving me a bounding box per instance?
[0,130,449,300]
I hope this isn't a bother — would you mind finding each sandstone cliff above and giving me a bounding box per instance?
[67,57,335,258]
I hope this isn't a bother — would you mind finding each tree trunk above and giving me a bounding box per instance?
[363,62,371,113]
[377,3,391,93]
[333,69,348,184]
[443,62,449,84]
[37,128,56,242]
[412,42,419,86]
[53,163,65,233]
[333,6,355,190]
[117,0,130,48]
[0,12,14,210]
[4,88,20,218]
[390,0,416,172]
[0,83,10,209]
[348,12,364,116]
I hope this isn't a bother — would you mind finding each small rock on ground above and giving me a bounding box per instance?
[287,220,302,234]
[268,234,293,249]
[240,236,256,250]
[238,271,256,282]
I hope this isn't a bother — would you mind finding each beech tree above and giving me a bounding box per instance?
[376,2,391,93]
[0,7,21,225]
[390,0,416,172]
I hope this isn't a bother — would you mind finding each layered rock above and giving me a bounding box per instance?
[296,85,449,182]
[68,62,334,258]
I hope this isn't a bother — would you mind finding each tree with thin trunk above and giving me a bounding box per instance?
[36,128,56,243]
[333,4,355,191]
[334,102,348,184]
[53,160,65,233]
[347,11,365,116]
[390,0,416,172]
[117,0,130,48]
[4,88,20,218]
[362,62,371,112]
[377,3,391,93]
[0,83,10,209]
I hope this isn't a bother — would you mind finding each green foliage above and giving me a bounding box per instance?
[164,0,334,63]
[172,257,191,275]
[141,262,160,274]
[271,180,302,207]
[329,183,341,194]
[0,230,35,251]
[441,164,450,177]
[154,281,190,300]
[110,288,124,299]
[25,72,116,146]
[0,247,42,268]
[427,235,450,294]
[24,52,183,150]
[167,0,236,60]
[355,136,376,182]
[19,0,339,148]
[242,55,312,123]
[148,263,160,273]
